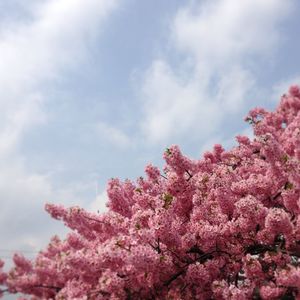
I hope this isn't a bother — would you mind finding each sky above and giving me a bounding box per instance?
[0,0,300,271]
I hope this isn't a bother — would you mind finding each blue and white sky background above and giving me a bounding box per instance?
[0,0,300,265]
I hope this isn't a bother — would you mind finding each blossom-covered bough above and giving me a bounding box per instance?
[1,86,300,299]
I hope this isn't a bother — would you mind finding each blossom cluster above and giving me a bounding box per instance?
[1,86,300,299]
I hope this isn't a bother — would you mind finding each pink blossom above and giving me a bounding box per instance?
[1,86,300,299]
[260,283,285,299]
[265,207,293,235]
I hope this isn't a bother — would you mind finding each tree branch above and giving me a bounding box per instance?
[163,270,185,287]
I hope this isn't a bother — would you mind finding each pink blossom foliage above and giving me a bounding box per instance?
[1,86,300,299]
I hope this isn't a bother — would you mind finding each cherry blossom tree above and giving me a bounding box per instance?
[1,86,300,299]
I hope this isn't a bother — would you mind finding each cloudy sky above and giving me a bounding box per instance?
[0,0,300,267]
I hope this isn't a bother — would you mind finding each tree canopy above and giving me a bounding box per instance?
[1,86,300,299]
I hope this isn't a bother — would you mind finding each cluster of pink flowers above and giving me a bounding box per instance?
[1,86,300,299]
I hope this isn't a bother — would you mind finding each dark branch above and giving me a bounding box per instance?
[186,245,205,255]
[33,285,62,292]
[166,247,187,264]
[185,170,193,181]
[163,270,185,287]
[245,244,274,255]
[148,239,161,254]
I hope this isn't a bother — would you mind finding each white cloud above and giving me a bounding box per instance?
[95,121,131,148]
[214,67,255,113]
[139,0,294,144]
[0,94,45,157]
[0,0,118,155]
[140,60,221,143]
[0,159,78,250]
[173,0,292,70]
[0,0,119,265]
[88,189,109,213]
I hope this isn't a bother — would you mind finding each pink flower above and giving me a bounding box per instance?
[2,85,300,300]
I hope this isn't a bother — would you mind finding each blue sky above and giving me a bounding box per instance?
[0,0,300,266]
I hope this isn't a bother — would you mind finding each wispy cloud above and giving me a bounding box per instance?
[172,0,292,69]
[88,189,109,213]
[0,0,119,255]
[95,121,131,148]
[0,0,118,154]
[139,0,294,144]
